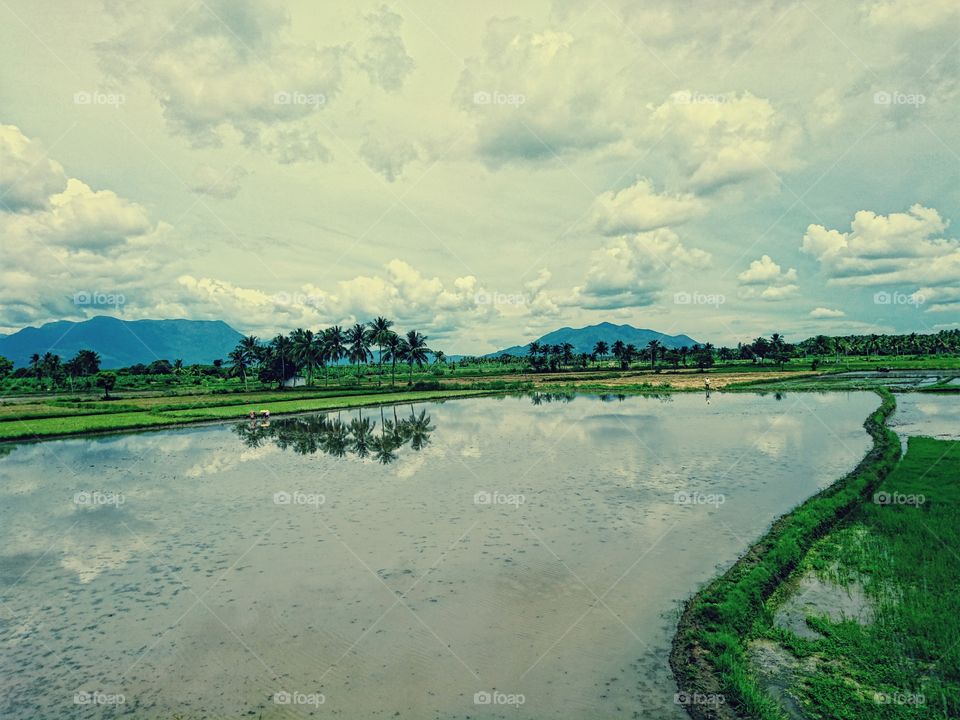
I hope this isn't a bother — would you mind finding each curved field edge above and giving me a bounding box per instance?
[669,388,900,720]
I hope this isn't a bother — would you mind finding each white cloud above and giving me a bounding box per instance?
[573,228,712,309]
[649,92,802,192]
[0,127,176,329]
[809,307,846,319]
[0,124,68,211]
[456,19,620,165]
[588,178,704,235]
[737,255,800,301]
[802,204,960,290]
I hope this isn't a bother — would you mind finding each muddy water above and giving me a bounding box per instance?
[0,392,878,719]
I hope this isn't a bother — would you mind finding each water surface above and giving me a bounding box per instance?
[0,392,879,718]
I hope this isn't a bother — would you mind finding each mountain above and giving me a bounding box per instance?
[0,317,244,368]
[485,322,700,357]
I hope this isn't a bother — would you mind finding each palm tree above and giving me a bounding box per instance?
[646,339,661,370]
[228,347,250,389]
[433,350,446,364]
[348,323,372,379]
[271,334,292,387]
[29,353,41,389]
[404,330,431,382]
[611,340,626,369]
[291,329,321,386]
[368,316,394,377]
[324,325,346,384]
[382,331,403,386]
[592,341,608,365]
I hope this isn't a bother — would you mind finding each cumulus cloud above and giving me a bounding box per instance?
[588,178,704,235]
[649,92,802,193]
[737,255,800,300]
[801,205,960,292]
[573,228,712,309]
[177,259,494,336]
[456,19,620,165]
[809,307,846,318]
[96,1,417,163]
[0,126,177,329]
[0,125,68,211]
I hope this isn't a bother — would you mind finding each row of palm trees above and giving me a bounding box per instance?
[228,317,435,388]
[527,338,715,371]
[26,349,101,389]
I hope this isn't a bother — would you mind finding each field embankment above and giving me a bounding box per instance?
[670,389,901,719]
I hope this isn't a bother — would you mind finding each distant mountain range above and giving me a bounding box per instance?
[485,322,699,357]
[0,317,244,369]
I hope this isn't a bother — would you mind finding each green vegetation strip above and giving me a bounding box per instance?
[670,389,901,720]
[0,389,490,441]
[757,436,960,719]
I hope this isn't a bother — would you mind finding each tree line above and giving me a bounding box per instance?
[227,317,435,388]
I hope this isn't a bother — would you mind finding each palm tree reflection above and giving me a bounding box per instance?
[234,405,435,464]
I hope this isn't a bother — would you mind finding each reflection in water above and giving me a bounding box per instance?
[233,405,435,463]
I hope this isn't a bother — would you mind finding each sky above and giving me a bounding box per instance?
[0,0,957,354]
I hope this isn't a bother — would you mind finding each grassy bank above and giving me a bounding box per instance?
[0,389,493,441]
[754,436,960,719]
[670,389,901,719]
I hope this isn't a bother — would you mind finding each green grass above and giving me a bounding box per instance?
[0,389,491,440]
[670,389,901,719]
[756,437,960,719]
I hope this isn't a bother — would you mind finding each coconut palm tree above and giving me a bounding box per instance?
[368,316,394,377]
[29,353,41,389]
[592,341,608,365]
[404,330,431,382]
[347,323,372,379]
[382,331,404,386]
[646,339,661,370]
[271,334,293,387]
[291,329,322,386]
[228,347,250,389]
[323,325,346,384]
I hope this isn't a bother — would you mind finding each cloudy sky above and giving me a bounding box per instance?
[1,0,957,353]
